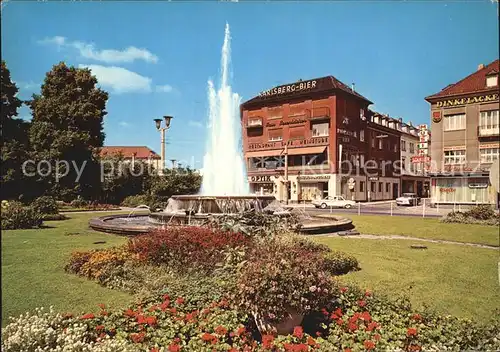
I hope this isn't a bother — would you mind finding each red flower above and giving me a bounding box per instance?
[236,326,246,336]
[201,332,216,342]
[412,314,422,321]
[215,326,228,335]
[151,348,160,352]
[345,349,352,352]
[316,331,322,337]
[63,313,73,318]
[146,316,157,326]
[95,325,105,331]
[160,301,170,311]
[81,313,95,319]
[321,308,329,316]
[361,311,371,322]
[130,332,145,343]
[124,309,136,317]
[364,290,372,297]
[348,322,358,331]
[307,336,317,346]
[336,319,343,326]
[175,297,185,305]
[366,321,379,332]
[168,344,181,352]
[262,334,275,349]
[100,310,108,316]
[137,314,146,324]
[229,349,238,352]
[163,294,170,301]
[407,327,418,336]
[340,287,348,293]
[293,326,304,339]
[364,340,375,350]
[358,300,367,307]
[374,334,381,341]
[98,303,106,310]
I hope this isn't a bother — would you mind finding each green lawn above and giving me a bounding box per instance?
[315,236,500,322]
[319,214,499,246]
[1,212,133,325]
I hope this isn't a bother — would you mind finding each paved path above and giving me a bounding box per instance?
[319,233,498,250]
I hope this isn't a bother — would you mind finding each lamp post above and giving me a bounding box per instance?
[154,115,173,174]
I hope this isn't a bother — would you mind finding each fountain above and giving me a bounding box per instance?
[89,23,355,235]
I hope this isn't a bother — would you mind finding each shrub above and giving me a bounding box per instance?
[65,248,130,283]
[235,238,339,325]
[121,194,151,208]
[70,196,89,208]
[42,213,68,221]
[321,250,360,275]
[128,227,252,272]
[1,201,43,230]
[465,204,496,220]
[31,196,59,215]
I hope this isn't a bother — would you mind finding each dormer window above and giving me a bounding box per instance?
[486,72,498,87]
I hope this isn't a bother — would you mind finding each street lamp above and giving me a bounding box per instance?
[153,115,174,174]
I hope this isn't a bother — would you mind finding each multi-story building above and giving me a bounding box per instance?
[425,59,499,205]
[241,77,372,203]
[100,146,162,170]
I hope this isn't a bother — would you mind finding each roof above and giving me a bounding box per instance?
[100,146,161,159]
[241,76,373,108]
[425,59,500,101]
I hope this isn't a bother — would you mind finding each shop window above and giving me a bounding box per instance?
[444,114,466,131]
[359,181,365,192]
[288,150,327,167]
[480,148,499,163]
[311,122,329,137]
[444,150,466,165]
[378,182,383,192]
[371,182,376,192]
[386,183,390,193]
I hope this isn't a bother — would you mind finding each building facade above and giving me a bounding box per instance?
[241,77,372,203]
[100,146,162,170]
[425,60,499,205]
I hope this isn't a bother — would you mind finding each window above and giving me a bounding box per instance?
[444,150,466,164]
[393,142,398,152]
[359,181,365,192]
[371,137,375,148]
[268,129,283,141]
[409,143,415,153]
[311,122,329,137]
[401,140,406,151]
[385,183,390,193]
[360,109,365,120]
[360,130,365,142]
[401,157,406,170]
[444,114,466,131]
[378,182,383,192]
[360,154,365,165]
[371,182,376,192]
[479,110,499,131]
[486,75,498,87]
[480,148,499,163]
[378,139,383,150]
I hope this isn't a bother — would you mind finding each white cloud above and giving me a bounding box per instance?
[39,36,158,64]
[19,81,40,90]
[155,84,173,93]
[118,121,131,128]
[188,120,204,128]
[79,64,152,94]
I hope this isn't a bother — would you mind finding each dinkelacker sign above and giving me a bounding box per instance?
[259,79,318,98]
[248,137,329,151]
[435,93,498,108]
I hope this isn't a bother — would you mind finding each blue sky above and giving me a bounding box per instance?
[2,1,498,169]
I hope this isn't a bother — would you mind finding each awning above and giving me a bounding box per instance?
[287,146,327,155]
[245,150,282,158]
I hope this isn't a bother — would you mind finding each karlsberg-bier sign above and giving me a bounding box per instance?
[436,93,498,108]
[259,79,318,98]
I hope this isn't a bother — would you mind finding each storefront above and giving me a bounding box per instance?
[430,175,494,204]
[297,174,331,201]
[248,175,276,196]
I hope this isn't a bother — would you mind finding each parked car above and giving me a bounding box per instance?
[396,193,421,206]
[312,196,356,209]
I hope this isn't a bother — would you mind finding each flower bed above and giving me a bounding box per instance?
[4,224,499,351]
[440,204,499,226]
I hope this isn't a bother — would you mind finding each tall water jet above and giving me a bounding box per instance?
[200,23,250,195]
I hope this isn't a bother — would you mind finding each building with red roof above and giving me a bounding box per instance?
[425,60,499,205]
[100,146,162,170]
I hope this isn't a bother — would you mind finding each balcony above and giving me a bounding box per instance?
[247,118,263,128]
[478,125,499,137]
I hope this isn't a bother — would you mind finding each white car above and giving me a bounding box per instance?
[396,193,421,206]
[312,196,356,209]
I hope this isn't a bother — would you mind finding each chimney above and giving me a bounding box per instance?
[478,63,484,71]
[351,83,356,92]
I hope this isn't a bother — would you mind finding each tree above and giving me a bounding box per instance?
[27,62,108,201]
[1,60,32,200]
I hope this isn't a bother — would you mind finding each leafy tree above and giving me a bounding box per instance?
[0,61,31,200]
[27,62,108,201]
[144,167,202,206]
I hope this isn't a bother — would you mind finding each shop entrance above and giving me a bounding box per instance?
[392,183,399,199]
